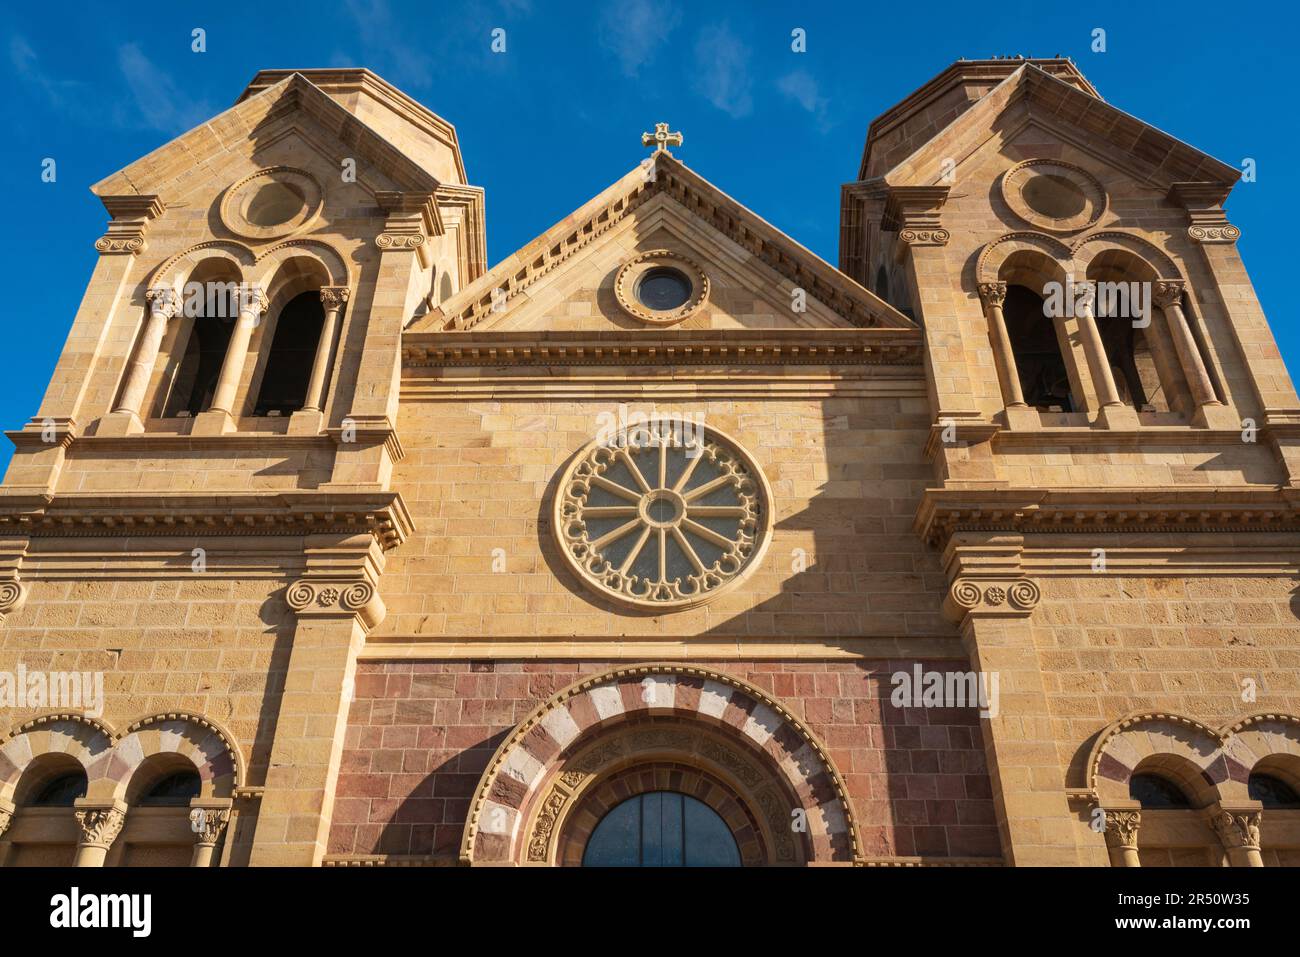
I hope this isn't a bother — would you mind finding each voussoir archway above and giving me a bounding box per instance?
[461,663,861,866]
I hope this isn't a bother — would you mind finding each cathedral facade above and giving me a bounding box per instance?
[1,58,1298,867]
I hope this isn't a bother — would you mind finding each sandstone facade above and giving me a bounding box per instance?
[1,60,1297,867]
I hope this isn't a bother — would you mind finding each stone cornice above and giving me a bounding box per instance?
[0,490,413,552]
[403,328,922,368]
[1168,181,1241,244]
[917,486,1300,547]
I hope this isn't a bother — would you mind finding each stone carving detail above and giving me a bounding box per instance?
[0,804,12,838]
[74,806,127,848]
[1210,810,1262,849]
[285,579,384,628]
[977,281,1008,307]
[945,578,1040,621]
[555,420,771,610]
[94,236,145,255]
[628,729,694,752]
[375,233,426,250]
[526,786,569,862]
[145,286,181,319]
[0,578,27,621]
[1188,224,1241,244]
[558,741,626,788]
[319,286,352,308]
[1152,280,1186,309]
[1102,809,1141,848]
[898,228,950,246]
[189,808,231,846]
[754,786,797,862]
[697,738,764,788]
[555,421,770,609]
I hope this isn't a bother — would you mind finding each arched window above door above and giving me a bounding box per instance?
[582,790,742,867]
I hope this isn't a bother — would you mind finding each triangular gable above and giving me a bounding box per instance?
[881,64,1239,191]
[92,72,440,198]
[411,151,913,334]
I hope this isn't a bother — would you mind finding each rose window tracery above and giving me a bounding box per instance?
[554,420,771,609]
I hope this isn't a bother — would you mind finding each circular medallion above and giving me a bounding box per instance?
[614,251,709,325]
[1000,159,1106,234]
[219,167,323,241]
[554,419,771,609]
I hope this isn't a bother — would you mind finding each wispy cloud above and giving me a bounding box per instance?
[343,0,432,88]
[598,0,681,77]
[777,69,831,131]
[9,34,211,135]
[117,44,214,134]
[693,22,752,118]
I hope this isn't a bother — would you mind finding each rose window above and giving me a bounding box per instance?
[554,421,771,609]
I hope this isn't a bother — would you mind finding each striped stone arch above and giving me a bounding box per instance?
[461,663,861,866]
[0,713,116,803]
[251,238,350,292]
[1222,713,1300,798]
[112,713,244,800]
[1070,229,1182,281]
[1088,711,1236,806]
[148,239,258,291]
[975,231,1076,286]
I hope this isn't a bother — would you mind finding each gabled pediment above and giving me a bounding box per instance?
[409,151,913,336]
[92,72,442,200]
[879,64,1239,192]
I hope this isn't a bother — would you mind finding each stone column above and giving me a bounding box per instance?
[977,281,1029,409]
[1100,805,1142,867]
[1074,281,1136,427]
[112,287,179,422]
[72,801,126,867]
[208,284,269,418]
[1209,806,1264,867]
[1152,280,1234,428]
[304,287,350,413]
[942,534,1079,865]
[249,533,386,866]
[188,803,232,868]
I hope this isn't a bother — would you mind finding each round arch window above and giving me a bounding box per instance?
[613,250,709,325]
[31,771,88,807]
[138,770,202,807]
[636,267,692,311]
[554,419,772,609]
[582,791,741,867]
[1129,772,1191,809]
[1249,772,1300,808]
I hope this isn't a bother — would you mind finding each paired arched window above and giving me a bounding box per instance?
[1129,772,1192,809]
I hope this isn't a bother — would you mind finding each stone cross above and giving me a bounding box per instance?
[641,122,683,153]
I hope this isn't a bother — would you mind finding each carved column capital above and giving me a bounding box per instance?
[238,284,269,320]
[74,802,127,849]
[1102,809,1142,849]
[145,286,181,319]
[1209,808,1262,850]
[319,286,351,309]
[1152,280,1186,310]
[977,281,1008,307]
[0,797,14,839]
[943,577,1041,623]
[189,806,232,847]
[286,577,385,630]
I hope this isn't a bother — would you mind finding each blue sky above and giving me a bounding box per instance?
[1,0,1293,473]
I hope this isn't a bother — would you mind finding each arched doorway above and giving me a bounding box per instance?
[460,664,860,866]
